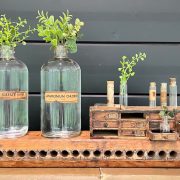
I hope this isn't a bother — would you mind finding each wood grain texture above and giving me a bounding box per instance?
[1,168,180,180]
[0,131,180,167]
[90,106,180,139]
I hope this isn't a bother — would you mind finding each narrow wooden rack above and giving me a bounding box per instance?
[1,131,180,167]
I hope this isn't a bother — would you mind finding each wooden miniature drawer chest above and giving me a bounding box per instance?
[90,106,180,140]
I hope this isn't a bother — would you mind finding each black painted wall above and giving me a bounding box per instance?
[1,0,180,130]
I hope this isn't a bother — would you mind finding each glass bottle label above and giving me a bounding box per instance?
[149,90,156,101]
[45,91,79,103]
[160,91,167,104]
[0,91,28,100]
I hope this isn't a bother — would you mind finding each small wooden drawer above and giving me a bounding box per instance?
[120,119,147,129]
[93,121,119,128]
[120,129,146,137]
[149,120,175,130]
[149,130,178,141]
[147,113,161,120]
[92,112,120,121]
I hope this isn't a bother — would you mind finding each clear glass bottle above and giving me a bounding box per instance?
[169,78,177,107]
[119,82,128,106]
[0,45,28,138]
[160,83,167,107]
[149,82,156,107]
[41,45,81,138]
[160,116,170,133]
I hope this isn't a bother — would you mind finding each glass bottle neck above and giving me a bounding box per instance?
[54,45,68,59]
[0,45,15,60]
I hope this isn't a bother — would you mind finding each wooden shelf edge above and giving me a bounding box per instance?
[0,131,180,167]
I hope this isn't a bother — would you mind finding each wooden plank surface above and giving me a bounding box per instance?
[101,168,180,180]
[0,168,100,180]
[0,131,180,167]
[1,168,180,180]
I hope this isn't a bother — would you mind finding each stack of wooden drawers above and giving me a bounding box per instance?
[90,105,180,140]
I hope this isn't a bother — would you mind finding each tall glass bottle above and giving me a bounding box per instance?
[41,45,81,138]
[169,78,177,107]
[0,45,28,138]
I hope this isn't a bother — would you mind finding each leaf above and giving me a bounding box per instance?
[122,56,127,60]
[36,10,84,50]
[51,39,58,47]
[22,41,26,45]
[65,38,77,53]
[131,72,135,76]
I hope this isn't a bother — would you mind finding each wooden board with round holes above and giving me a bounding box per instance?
[0,131,180,167]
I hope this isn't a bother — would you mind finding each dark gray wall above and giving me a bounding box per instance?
[1,0,180,130]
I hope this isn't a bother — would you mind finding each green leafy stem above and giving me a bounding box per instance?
[36,10,84,53]
[159,106,176,119]
[118,52,147,85]
[0,14,35,48]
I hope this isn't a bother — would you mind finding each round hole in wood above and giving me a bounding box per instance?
[0,151,4,157]
[28,150,36,157]
[83,150,90,157]
[72,150,79,157]
[148,151,155,158]
[159,151,166,159]
[104,150,112,157]
[0,151,3,157]
[50,150,58,157]
[7,150,14,157]
[17,150,25,157]
[115,150,123,157]
[169,151,177,158]
[39,150,47,157]
[93,150,101,157]
[126,151,133,157]
[137,150,144,157]
[61,150,69,157]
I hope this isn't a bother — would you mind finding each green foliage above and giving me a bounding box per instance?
[118,52,147,85]
[0,14,35,47]
[36,10,84,53]
[159,106,176,119]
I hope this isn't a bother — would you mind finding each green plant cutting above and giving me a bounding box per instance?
[159,106,176,119]
[36,10,84,53]
[0,14,35,60]
[118,52,147,87]
[0,14,35,47]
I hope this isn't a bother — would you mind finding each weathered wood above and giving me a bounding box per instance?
[0,131,180,167]
[90,106,180,139]
[149,119,175,130]
[149,130,178,141]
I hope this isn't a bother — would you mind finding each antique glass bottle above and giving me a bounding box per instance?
[149,82,156,107]
[169,78,177,107]
[0,45,28,138]
[119,82,128,106]
[160,116,170,133]
[41,45,81,138]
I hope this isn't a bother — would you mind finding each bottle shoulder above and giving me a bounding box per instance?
[0,58,28,71]
[41,58,80,71]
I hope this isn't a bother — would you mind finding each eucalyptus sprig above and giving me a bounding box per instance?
[0,14,35,47]
[36,10,84,53]
[159,106,176,119]
[118,52,147,85]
